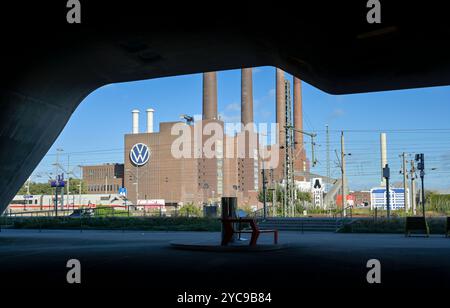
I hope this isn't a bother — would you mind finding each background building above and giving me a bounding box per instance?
[82,163,124,194]
[81,68,308,208]
[352,191,371,207]
[370,187,409,210]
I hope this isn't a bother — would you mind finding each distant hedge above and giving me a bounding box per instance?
[340,217,447,234]
[0,216,221,232]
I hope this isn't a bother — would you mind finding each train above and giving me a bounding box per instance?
[6,194,168,214]
[7,194,128,212]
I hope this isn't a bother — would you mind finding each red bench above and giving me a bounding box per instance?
[446,217,450,238]
[221,218,278,246]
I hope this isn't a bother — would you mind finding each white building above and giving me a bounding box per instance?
[370,187,409,210]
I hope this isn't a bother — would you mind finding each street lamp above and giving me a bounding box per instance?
[126,168,139,206]
[259,131,268,219]
[126,167,148,210]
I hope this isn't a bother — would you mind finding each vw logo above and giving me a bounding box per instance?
[130,143,150,166]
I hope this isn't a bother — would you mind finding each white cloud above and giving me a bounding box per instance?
[332,108,345,117]
[219,113,240,123]
[224,102,240,112]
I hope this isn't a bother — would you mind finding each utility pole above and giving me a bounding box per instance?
[283,79,294,217]
[421,172,425,218]
[326,124,330,207]
[410,160,417,215]
[61,173,65,210]
[400,153,409,212]
[78,180,82,209]
[26,176,31,195]
[55,148,62,175]
[55,180,58,216]
[262,167,267,219]
[383,164,391,219]
[272,188,276,217]
[67,154,70,206]
[136,165,139,206]
[260,132,268,219]
[340,131,347,217]
[55,148,64,208]
[285,125,317,215]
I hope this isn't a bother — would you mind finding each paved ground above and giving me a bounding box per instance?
[0,229,449,290]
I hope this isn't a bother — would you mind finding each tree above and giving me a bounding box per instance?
[258,185,311,203]
[68,178,88,194]
[179,203,202,217]
[16,178,88,195]
[18,182,54,195]
[297,191,311,202]
[258,185,283,203]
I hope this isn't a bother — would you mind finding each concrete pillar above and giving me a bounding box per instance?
[380,133,387,186]
[132,109,140,134]
[202,72,218,120]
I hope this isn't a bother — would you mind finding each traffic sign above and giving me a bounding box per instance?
[119,187,127,196]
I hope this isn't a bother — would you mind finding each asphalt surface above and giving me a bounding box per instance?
[1,229,449,290]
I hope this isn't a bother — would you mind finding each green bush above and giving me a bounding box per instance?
[0,216,221,231]
[339,217,446,234]
[427,193,450,214]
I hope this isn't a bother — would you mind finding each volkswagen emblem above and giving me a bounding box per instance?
[130,143,150,166]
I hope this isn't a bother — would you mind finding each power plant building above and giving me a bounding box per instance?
[83,68,308,207]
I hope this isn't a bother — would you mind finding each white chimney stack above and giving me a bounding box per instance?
[132,109,140,134]
[146,108,155,133]
[380,132,387,185]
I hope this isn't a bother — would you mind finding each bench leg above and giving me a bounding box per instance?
[221,232,234,246]
[274,231,278,244]
[250,231,260,246]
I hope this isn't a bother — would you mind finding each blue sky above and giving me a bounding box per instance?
[34,66,450,192]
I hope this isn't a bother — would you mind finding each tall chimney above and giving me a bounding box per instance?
[293,77,303,149]
[202,72,218,120]
[380,132,387,185]
[132,109,140,134]
[146,108,154,133]
[276,68,285,145]
[241,68,253,127]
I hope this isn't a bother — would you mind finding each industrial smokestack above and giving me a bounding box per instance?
[146,108,154,133]
[241,68,253,127]
[293,77,303,149]
[276,68,285,145]
[380,132,387,185]
[132,109,140,134]
[202,72,218,120]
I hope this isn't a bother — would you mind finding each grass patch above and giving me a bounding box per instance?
[0,216,221,232]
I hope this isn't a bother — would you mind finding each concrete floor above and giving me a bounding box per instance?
[1,229,449,289]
